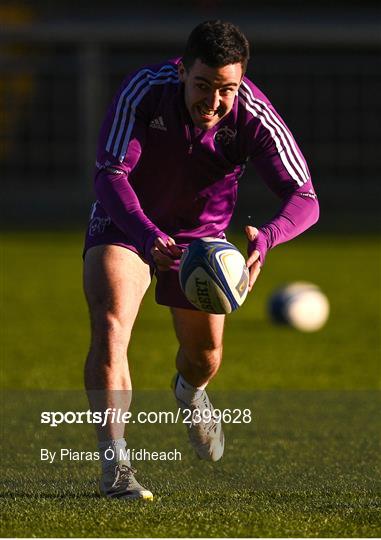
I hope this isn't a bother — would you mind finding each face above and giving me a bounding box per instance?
[178,59,243,130]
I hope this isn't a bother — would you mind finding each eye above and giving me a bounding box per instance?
[196,83,209,91]
[220,88,235,96]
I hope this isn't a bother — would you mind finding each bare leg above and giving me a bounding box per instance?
[170,307,226,461]
[171,308,225,387]
[83,245,151,441]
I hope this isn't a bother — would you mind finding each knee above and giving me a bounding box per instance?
[186,344,223,378]
[90,309,131,354]
[205,345,223,368]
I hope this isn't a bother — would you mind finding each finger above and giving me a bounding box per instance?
[151,249,174,268]
[248,261,261,291]
[167,238,183,259]
[154,237,173,255]
[156,236,183,258]
[166,236,176,246]
[245,225,258,242]
[169,247,183,258]
[246,249,260,268]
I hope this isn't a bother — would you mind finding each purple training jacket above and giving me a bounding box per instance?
[87,57,319,265]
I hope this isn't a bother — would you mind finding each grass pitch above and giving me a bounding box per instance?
[1,231,380,537]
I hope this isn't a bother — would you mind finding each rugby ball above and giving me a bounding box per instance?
[268,282,330,332]
[179,237,249,314]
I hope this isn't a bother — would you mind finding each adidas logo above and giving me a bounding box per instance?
[149,116,167,131]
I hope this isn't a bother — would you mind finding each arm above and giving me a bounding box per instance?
[245,185,318,290]
[95,166,182,268]
[94,66,178,265]
[248,165,319,264]
[241,84,319,266]
[94,166,169,264]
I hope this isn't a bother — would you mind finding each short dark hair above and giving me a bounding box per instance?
[182,20,250,73]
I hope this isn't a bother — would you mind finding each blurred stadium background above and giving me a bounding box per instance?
[1,0,380,231]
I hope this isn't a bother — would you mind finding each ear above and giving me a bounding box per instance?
[178,61,186,82]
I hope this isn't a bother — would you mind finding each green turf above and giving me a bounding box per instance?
[1,231,380,537]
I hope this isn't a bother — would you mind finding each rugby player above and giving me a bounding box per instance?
[83,20,319,500]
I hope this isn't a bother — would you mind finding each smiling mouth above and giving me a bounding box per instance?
[197,105,216,119]
[196,105,225,122]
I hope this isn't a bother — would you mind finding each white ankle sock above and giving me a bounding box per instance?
[175,373,207,405]
[98,438,129,471]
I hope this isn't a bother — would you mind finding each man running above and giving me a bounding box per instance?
[83,20,319,500]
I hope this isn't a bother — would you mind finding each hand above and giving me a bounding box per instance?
[151,236,183,271]
[245,225,262,292]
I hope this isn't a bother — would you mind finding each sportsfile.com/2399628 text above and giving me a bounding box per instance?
[40,408,253,427]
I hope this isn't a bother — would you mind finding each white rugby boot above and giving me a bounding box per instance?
[99,462,153,500]
[172,374,225,461]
